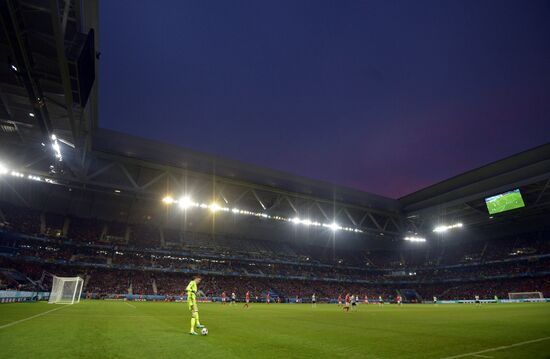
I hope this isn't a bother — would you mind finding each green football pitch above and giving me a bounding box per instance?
[1,301,549,358]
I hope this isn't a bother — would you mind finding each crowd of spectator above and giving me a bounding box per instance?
[0,202,549,300]
[2,256,548,301]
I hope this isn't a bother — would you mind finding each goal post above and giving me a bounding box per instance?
[508,292,544,301]
[48,276,84,304]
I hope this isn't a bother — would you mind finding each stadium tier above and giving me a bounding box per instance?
[1,203,548,301]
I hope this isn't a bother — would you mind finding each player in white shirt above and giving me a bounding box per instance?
[230,292,236,306]
[378,295,384,306]
[433,296,437,304]
[474,295,481,306]
[311,293,316,308]
[351,294,357,311]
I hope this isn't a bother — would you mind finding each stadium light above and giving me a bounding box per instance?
[0,163,57,183]
[433,222,463,233]
[11,64,17,71]
[209,203,221,212]
[29,113,35,117]
[179,196,195,209]
[404,236,426,242]
[162,196,174,204]
[159,197,364,234]
[0,163,8,175]
[50,134,62,161]
[27,174,42,182]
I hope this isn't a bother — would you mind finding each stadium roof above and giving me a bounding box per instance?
[400,143,550,236]
[92,128,400,212]
[1,0,548,242]
[0,0,98,152]
[400,143,550,212]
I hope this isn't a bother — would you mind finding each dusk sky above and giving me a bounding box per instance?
[99,0,550,198]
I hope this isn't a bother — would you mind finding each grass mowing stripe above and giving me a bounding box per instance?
[0,305,67,329]
[439,337,550,359]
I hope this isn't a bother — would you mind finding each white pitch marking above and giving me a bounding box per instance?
[440,337,550,359]
[124,301,136,308]
[472,355,493,358]
[0,305,67,329]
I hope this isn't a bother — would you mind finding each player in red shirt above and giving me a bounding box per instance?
[343,293,351,312]
[266,292,271,304]
[221,291,226,305]
[364,295,369,304]
[396,295,402,306]
[243,291,250,308]
[338,294,343,307]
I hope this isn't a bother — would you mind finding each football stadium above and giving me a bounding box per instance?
[0,1,549,358]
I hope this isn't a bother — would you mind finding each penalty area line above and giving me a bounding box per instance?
[439,337,550,359]
[124,301,136,308]
[0,305,67,330]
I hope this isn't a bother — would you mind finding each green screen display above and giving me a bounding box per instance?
[485,189,525,215]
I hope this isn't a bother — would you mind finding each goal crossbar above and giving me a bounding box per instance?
[508,292,543,300]
[48,276,84,304]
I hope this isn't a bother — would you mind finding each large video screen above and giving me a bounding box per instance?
[485,189,525,215]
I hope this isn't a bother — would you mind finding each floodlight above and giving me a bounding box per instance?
[433,222,463,233]
[179,196,194,209]
[433,226,447,233]
[50,135,62,161]
[0,163,8,175]
[329,222,340,231]
[209,203,221,212]
[11,65,17,71]
[29,113,35,117]
[162,196,174,204]
[404,236,426,242]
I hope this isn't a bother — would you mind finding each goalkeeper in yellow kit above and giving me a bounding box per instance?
[186,275,205,335]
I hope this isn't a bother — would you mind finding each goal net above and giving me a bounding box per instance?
[508,292,544,301]
[48,276,84,304]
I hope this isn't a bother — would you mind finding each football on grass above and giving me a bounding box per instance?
[201,328,208,336]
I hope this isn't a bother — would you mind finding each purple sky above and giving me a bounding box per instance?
[99,0,550,198]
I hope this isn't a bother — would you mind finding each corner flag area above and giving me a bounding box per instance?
[1,301,549,358]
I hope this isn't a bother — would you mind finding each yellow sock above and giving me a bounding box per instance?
[195,313,201,326]
[190,317,196,332]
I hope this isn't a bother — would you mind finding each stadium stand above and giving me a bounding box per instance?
[1,203,548,301]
